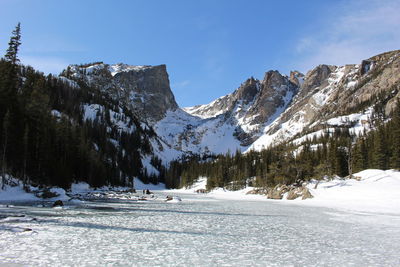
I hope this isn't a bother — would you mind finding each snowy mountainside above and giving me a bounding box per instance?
[248,50,400,151]
[182,71,299,147]
[154,109,242,155]
[180,50,399,153]
[61,49,400,161]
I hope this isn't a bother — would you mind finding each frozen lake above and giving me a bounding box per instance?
[1,192,400,266]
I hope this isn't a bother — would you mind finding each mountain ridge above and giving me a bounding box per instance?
[61,49,400,161]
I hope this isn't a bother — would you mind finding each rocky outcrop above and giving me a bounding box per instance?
[286,186,313,200]
[264,184,313,200]
[266,184,290,199]
[301,187,313,200]
[52,200,64,207]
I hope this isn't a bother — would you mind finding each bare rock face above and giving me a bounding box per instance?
[267,184,290,199]
[300,64,336,97]
[113,64,178,121]
[289,71,305,87]
[235,77,259,104]
[248,71,298,125]
[63,63,178,123]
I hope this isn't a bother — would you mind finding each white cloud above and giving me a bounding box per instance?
[20,55,69,75]
[294,0,400,73]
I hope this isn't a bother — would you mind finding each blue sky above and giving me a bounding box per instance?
[1,0,399,107]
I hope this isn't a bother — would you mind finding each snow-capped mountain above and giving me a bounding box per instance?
[183,70,298,147]
[61,49,400,162]
[248,50,400,151]
[182,49,400,153]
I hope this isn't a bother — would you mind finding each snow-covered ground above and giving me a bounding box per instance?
[171,169,400,215]
[1,186,400,266]
[302,169,400,214]
[0,177,165,203]
[2,169,399,216]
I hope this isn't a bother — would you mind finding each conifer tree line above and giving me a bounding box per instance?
[0,23,162,189]
[165,101,400,190]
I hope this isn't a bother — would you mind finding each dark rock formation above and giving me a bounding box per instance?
[113,64,178,121]
[52,200,64,207]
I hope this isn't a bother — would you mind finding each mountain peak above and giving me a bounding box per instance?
[62,62,178,123]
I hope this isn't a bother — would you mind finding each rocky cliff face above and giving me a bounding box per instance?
[64,62,178,123]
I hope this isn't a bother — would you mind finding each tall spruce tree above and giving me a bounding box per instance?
[5,23,21,65]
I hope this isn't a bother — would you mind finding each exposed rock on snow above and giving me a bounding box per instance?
[286,186,313,200]
[52,200,64,207]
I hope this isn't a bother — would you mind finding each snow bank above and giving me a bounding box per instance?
[170,177,268,201]
[0,183,39,201]
[0,182,70,202]
[70,182,90,193]
[134,178,165,190]
[299,169,400,214]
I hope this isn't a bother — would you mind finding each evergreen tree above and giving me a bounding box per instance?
[372,127,387,169]
[5,23,21,66]
[390,103,400,169]
[1,111,10,189]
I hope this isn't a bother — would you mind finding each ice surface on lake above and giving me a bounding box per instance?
[1,193,400,266]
